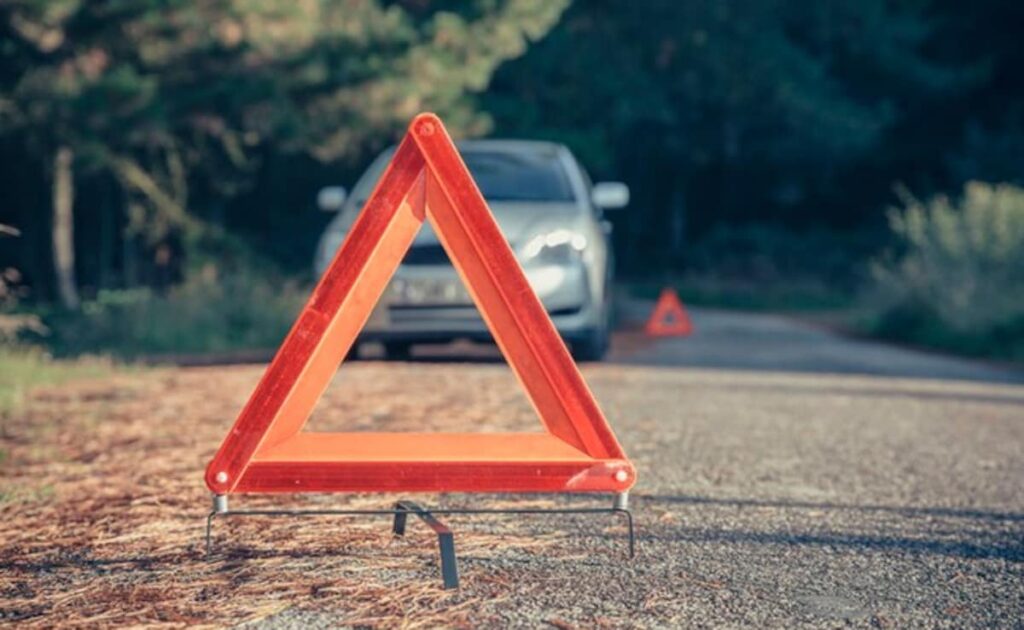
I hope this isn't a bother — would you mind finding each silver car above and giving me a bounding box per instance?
[314,140,628,360]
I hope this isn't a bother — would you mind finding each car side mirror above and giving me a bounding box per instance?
[317,186,347,212]
[592,182,629,210]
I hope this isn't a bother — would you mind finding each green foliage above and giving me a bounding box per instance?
[628,224,868,312]
[34,266,307,359]
[684,224,872,289]
[486,0,969,167]
[2,0,1023,367]
[634,276,853,313]
[866,182,1024,359]
[947,118,1024,186]
[484,0,976,272]
[0,0,568,291]
[0,0,569,180]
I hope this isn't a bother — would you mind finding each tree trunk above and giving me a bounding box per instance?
[52,145,79,309]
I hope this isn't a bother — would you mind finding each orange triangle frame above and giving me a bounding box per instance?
[205,114,635,495]
[645,289,693,337]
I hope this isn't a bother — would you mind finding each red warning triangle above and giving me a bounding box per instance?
[645,288,693,337]
[205,114,635,495]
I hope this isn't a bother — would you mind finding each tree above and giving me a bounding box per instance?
[484,0,972,271]
[0,0,568,302]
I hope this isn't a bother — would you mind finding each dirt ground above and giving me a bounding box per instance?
[2,312,1023,628]
[0,362,564,627]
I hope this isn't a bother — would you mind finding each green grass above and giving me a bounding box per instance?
[0,483,55,504]
[0,346,118,503]
[0,346,116,413]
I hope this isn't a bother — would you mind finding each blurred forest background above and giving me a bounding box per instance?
[1,0,1023,361]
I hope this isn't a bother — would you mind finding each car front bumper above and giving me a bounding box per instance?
[360,262,598,343]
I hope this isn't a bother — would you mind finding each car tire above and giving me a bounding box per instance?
[346,342,365,361]
[382,341,413,361]
[571,325,609,362]
[571,283,613,362]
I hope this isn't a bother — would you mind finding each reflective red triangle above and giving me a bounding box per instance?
[645,288,693,337]
[204,113,636,495]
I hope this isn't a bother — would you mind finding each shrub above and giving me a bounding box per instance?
[866,182,1024,360]
[684,223,871,289]
[636,223,874,311]
[33,265,307,359]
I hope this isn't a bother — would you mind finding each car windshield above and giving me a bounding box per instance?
[347,145,575,220]
[461,150,574,202]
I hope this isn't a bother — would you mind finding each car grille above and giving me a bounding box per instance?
[402,244,451,266]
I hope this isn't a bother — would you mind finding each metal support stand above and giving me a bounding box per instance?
[204,496,635,589]
[392,501,459,588]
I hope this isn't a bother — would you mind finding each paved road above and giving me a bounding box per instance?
[8,303,1020,627]
[246,307,1024,628]
[611,302,1023,384]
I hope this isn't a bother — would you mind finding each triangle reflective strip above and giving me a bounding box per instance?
[645,288,693,337]
[204,114,635,495]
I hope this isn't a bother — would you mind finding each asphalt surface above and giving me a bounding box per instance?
[246,306,1024,628]
[610,303,1023,384]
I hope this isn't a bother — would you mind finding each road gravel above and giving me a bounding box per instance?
[252,307,1024,628]
[2,307,1021,628]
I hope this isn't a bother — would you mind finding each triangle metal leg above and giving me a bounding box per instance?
[203,495,634,589]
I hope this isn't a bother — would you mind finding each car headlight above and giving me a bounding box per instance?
[521,229,587,266]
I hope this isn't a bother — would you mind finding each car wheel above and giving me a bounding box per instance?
[572,282,613,362]
[382,341,413,361]
[571,325,609,362]
[346,342,365,361]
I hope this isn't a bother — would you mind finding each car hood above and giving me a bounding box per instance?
[412,201,579,246]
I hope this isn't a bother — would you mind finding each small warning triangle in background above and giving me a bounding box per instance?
[645,288,693,337]
[203,113,635,496]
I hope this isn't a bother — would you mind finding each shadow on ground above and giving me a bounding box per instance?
[637,493,1024,563]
